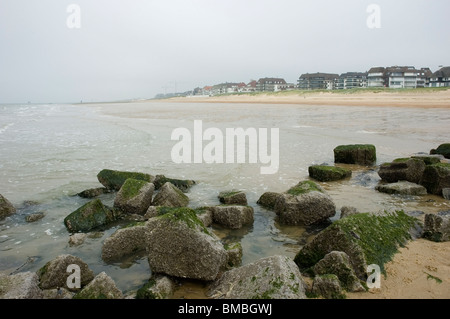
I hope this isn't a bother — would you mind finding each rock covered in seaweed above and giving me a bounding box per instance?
[313,251,365,292]
[113,178,154,215]
[101,223,147,262]
[423,211,450,242]
[420,163,450,196]
[73,272,123,299]
[64,199,119,233]
[378,158,426,184]
[151,182,189,207]
[208,255,307,299]
[274,181,336,226]
[153,175,195,192]
[430,143,450,159]
[257,192,283,210]
[212,205,254,229]
[97,169,154,191]
[0,194,16,220]
[294,211,420,279]
[375,181,427,196]
[218,190,248,206]
[136,275,175,299]
[333,144,376,166]
[308,165,352,182]
[311,274,345,299]
[37,254,94,291]
[145,207,227,281]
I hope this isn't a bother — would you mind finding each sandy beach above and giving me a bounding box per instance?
[162,89,450,108]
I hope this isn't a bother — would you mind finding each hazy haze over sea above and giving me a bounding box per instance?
[1,102,449,294]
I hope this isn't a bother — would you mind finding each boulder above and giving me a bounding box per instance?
[423,211,450,242]
[114,179,154,215]
[145,206,213,228]
[208,255,307,299]
[378,158,426,184]
[145,207,227,281]
[313,251,365,292]
[101,224,147,262]
[37,254,94,291]
[77,187,110,199]
[411,155,442,165]
[218,191,248,206]
[0,194,16,220]
[294,211,420,279]
[333,144,376,166]
[375,181,427,196]
[0,272,43,299]
[225,242,243,269]
[430,143,450,159]
[152,182,189,207]
[212,206,254,229]
[68,233,87,246]
[308,165,352,182]
[73,272,123,299]
[311,274,345,299]
[153,175,195,192]
[274,181,336,226]
[443,188,450,200]
[136,275,175,299]
[97,169,154,191]
[25,212,45,223]
[257,192,283,210]
[64,199,119,233]
[420,163,450,196]
[42,288,74,299]
[340,206,359,219]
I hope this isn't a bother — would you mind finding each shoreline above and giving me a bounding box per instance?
[152,89,450,108]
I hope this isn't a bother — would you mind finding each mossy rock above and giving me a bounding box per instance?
[257,192,283,210]
[0,194,16,220]
[153,175,195,192]
[411,156,441,165]
[334,144,376,166]
[430,143,450,159]
[308,165,352,182]
[311,274,346,299]
[294,211,420,278]
[218,190,248,206]
[64,199,118,233]
[423,212,450,242]
[97,169,154,191]
[287,181,323,196]
[420,163,450,196]
[152,182,189,207]
[378,158,426,184]
[77,187,110,199]
[136,275,175,299]
[73,272,123,299]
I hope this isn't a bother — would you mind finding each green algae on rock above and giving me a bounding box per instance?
[97,169,154,191]
[308,165,352,182]
[294,211,420,278]
[334,144,376,166]
[64,199,119,233]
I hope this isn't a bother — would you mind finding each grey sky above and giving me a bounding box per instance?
[0,0,448,103]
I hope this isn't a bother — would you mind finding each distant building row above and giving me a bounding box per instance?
[188,66,450,97]
[297,66,450,90]
[194,78,296,96]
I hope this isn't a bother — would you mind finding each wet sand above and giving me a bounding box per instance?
[348,239,450,299]
[161,89,450,108]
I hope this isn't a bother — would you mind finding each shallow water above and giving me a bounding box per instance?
[0,102,449,296]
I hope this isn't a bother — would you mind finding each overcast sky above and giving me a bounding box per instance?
[0,0,448,103]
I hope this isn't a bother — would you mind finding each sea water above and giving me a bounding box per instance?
[0,102,449,296]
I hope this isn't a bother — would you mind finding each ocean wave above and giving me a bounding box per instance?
[0,123,14,134]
